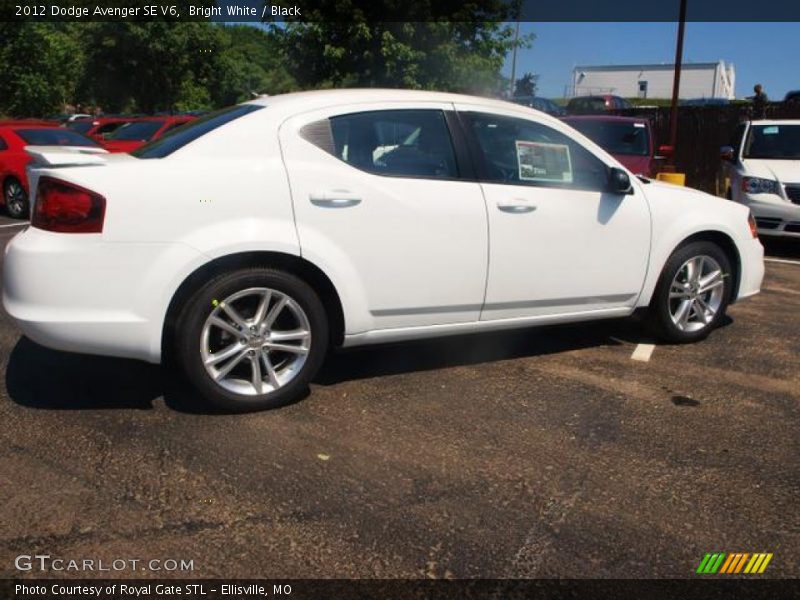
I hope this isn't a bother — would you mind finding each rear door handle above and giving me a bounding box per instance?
[309,189,362,207]
[496,199,537,213]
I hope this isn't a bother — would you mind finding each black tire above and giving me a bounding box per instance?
[4,178,29,219]
[175,268,329,412]
[648,241,733,343]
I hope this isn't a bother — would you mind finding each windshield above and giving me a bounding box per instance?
[15,128,100,146]
[566,120,650,156]
[743,124,800,159]
[107,120,165,141]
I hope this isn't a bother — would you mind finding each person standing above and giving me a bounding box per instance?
[752,84,768,119]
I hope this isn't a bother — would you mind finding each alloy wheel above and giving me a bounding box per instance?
[668,255,725,332]
[200,287,311,396]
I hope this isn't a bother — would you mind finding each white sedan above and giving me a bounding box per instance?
[3,90,764,411]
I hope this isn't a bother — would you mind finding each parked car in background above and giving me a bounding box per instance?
[3,90,763,412]
[566,95,632,114]
[784,90,800,106]
[0,124,102,218]
[562,115,660,177]
[66,117,136,142]
[721,119,800,237]
[101,115,195,153]
[511,96,565,116]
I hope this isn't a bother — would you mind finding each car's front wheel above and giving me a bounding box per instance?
[4,178,28,219]
[176,268,329,412]
[649,241,733,343]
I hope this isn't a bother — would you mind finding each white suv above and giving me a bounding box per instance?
[3,89,764,411]
[721,119,800,237]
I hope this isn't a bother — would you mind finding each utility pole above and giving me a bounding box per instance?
[509,21,521,98]
[508,1,522,99]
[667,0,688,168]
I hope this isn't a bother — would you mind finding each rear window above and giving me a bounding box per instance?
[15,128,99,147]
[66,121,94,134]
[132,105,264,159]
[107,120,165,142]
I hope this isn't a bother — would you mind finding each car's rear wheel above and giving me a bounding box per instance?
[649,241,733,343]
[176,268,329,412]
[4,178,28,219]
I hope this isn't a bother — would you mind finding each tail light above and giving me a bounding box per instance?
[32,177,105,233]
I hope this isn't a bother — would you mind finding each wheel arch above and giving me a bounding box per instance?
[651,230,742,305]
[161,251,346,364]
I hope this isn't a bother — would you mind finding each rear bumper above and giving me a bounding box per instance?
[2,227,206,363]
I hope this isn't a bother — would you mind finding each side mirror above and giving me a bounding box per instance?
[608,167,633,194]
[720,145,735,161]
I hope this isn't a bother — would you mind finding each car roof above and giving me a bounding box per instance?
[244,88,549,115]
[562,115,647,124]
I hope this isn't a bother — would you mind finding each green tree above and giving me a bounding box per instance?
[514,72,539,97]
[273,2,532,96]
[0,23,84,117]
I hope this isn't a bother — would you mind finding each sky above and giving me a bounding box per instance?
[504,22,800,99]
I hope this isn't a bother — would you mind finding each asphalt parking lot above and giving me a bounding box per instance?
[0,212,798,579]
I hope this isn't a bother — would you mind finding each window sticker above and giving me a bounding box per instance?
[763,126,779,135]
[516,140,573,183]
[634,122,646,128]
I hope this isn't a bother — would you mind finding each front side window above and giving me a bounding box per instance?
[464,112,609,191]
[311,110,458,179]
[0,136,7,151]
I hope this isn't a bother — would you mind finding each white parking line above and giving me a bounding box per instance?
[631,343,656,362]
[764,257,800,266]
[0,222,28,229]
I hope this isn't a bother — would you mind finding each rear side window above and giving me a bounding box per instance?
[302,110,459,179]
[0,136,7,151]
[133,105,264,159]
[66,121,94,134]
[15,128,99,147]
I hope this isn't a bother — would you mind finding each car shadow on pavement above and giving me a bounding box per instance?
[315,317,645,386]
[5,317,653,412]
[4,336,216,414]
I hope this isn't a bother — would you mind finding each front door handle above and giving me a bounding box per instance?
[496,199,537,213]
[309,189,362,208]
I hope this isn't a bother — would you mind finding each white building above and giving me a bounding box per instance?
[570,61,736,100]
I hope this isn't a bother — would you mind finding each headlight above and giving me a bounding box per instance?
[742,177,781,195]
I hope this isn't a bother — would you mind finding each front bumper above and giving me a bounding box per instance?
[2,227,206,363]
[736,193,800,237]
[736,237,765,301]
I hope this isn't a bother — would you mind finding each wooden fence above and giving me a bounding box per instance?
[609,103,800,195]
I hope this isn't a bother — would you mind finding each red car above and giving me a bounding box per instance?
[566,95,633,114]
[562,115,660,177]
[66,116,135,142]
[101,116,195,153]
[0,124,101,218]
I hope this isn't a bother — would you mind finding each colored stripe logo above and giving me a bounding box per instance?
[696,552,773,574]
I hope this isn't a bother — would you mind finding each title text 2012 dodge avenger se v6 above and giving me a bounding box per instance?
[2,90,764,411]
